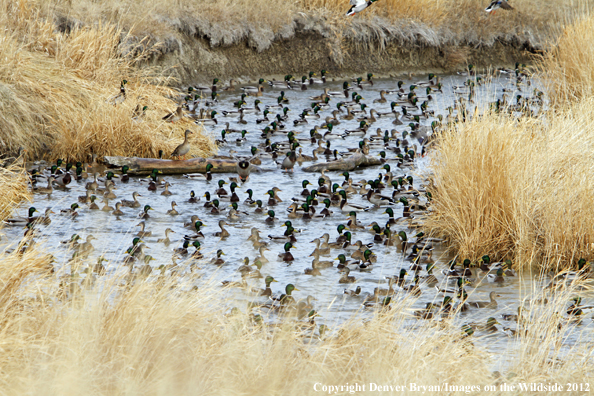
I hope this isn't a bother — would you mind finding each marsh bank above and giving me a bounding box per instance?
[149,34,535,84]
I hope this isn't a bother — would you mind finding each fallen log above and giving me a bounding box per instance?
[301,152,382,172]
[103,156,261,175]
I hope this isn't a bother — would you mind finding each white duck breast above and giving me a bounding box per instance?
[346,0,376,16]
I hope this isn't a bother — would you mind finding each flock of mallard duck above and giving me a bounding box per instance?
[2,63,592,342]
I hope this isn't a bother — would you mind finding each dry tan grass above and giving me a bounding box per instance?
[538,14,594,107]
[0,163,32,222]
[0,0,216,162]
[19,0,592,56]
[424,97,594,271]
[0,244,590,394]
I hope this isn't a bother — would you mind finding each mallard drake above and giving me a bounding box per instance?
[209,249,225,266]
[344,286,362,296]
[184,163,214,181]
[120,165,130,183]
[346,0,377,16]
[279,242,296,262]
[215,180,228,197]
[109,80,127,105]
[346,211,364,229]
[468,317,500,333]
[171,130,193,159]
[266,189,279,206]
[338,190,370,212]
[244,189,256,205]
[185,221,205,240]
[274,283,299,305]
[265,210,276,224]
[485,0,513,13]
[268,75,293,89]
[187,190,200,203]
[191,241,203,259]
[195,111,218,126]
[174,240,190,256]
[468,292,501,308]
[88,195,100,210]
[61,203,80,217]
[335,253,359,270]
[4,206,38,225]
[53,168,72,187]
[157,228,175,246]
[254,275,278,297]
[139,205,153,219]
[254,200,265,213]
[488,268,506,283]
[386,269,408,287]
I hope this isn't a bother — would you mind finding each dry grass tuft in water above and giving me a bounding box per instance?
[0,0,216,161]
[0,163,32,222]
[0,244,591,394]
[538,14,594,107]
[424,97,594,271]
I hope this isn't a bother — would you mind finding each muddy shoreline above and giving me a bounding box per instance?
[148,33,536,85]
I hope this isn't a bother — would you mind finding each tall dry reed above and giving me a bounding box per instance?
[0,244,590,395]
[424,97,594,271]
[538,14,594,107]
[0,163,32,222]
[0,0,216,161]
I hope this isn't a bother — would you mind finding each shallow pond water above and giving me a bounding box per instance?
[2,72,592,370]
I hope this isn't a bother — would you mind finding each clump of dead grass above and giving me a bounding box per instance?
[538,14,594,107]
[425,97,594,271]
[0,163,31,222]
[0,0,216,161]
[0,242,591,394]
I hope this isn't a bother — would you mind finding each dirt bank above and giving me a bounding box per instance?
[151,33,535,84]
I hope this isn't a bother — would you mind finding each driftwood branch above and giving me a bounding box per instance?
[103,156,254,175]
[301,152,382,172]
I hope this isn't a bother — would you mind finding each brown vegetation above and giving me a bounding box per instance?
[538,14,594,107]
[0,0,216,161]
[0,163,31,222]
[17,0,593,61]
[424,97,594,271]
[0,246,590,394]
